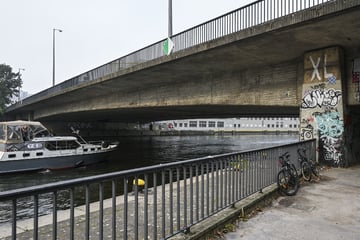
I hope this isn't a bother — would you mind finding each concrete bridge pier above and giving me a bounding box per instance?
[299,46,358,167]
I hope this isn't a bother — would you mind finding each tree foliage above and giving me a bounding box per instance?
[0,64,22,115]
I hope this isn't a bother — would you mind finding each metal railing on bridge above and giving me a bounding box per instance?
[0,140,316,239]
[8,0,332,111]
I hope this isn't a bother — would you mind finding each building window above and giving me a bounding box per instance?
[189,121,197,127]
[184,123,188,127]
[179,123,183,127]
[217,121,224,128]
[199,121,207,127]
[208,121,216,127]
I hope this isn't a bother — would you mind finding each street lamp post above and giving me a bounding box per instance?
[52,28,63,86]
[168,0,172,37]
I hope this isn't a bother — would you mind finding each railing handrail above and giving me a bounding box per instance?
[6,0,333,111]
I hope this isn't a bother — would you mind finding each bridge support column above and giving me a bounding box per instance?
[299,46,346,166]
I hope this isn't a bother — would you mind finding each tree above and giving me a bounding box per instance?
[0,64,22,115]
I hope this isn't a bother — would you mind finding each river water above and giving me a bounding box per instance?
[0,134,298,191]
[0,134,298,223]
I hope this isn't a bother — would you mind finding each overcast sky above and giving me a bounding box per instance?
[1,0,254,94]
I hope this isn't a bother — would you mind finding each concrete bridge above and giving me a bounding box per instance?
[5,0,360,166]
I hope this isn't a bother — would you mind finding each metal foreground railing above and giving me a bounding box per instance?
[0,140,316,240]
[7,0,333,111]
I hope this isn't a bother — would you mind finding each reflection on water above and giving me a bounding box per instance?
[0,134,298,223]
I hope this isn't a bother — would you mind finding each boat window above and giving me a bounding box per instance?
[23,153,30,157]
[7,126,22,141]
[36,152,43,156]
[8,154,16,158]
[45,141,80,151]
[45,142,57,150]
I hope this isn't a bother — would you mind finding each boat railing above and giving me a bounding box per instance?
[0,139,316,239]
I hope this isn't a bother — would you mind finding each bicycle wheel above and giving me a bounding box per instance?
[277,169,299,196]
[301,161,312,181]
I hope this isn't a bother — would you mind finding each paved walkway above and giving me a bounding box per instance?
[225,166,360,240]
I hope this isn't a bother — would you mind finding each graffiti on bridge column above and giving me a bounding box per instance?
[300,47,344,166]
[314,111,344,165]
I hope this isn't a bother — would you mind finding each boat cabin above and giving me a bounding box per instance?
[0,121,51,151]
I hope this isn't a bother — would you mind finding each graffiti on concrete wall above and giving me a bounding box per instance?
[301,88,342,109]
[314,111,344,165]
[300,47,344,166]
[309,54,337,84]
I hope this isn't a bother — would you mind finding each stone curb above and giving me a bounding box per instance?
[170,183,279,240]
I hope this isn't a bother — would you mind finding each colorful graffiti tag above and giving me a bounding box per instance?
[314,111,344,165]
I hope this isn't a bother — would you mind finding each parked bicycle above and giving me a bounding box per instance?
[277,152,300,196]
[298,148,320,181]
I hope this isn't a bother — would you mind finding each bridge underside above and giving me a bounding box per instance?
[7,2,360,124]
[36,105,299,123]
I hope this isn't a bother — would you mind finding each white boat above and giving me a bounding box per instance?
[0,120,118,174]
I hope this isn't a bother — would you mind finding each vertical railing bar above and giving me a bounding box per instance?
[176,167,181,231]
[33,194,38,240]
[85,184,90,240]
[123,178,128,239]
[99,182,104,240]
[112,179,116,240]
[53,191,57,240]
[70,188,75,240]
[169,170,174,234]
[212,161,216,213]
[123,177,129,239]
[224,159,227,207]
[218,160,221,210]
[189,164,194,224]
[135,176,139,240]
[153,172,158,240]
[201,163,205,219]
[241,154,244,199]
[183,166,188,228]
[144,174,149,238]
[195,164,199,222]
[206,162,210,216]
[228,156,232,205]
[162,170,166,239]
[12,199,16,240]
